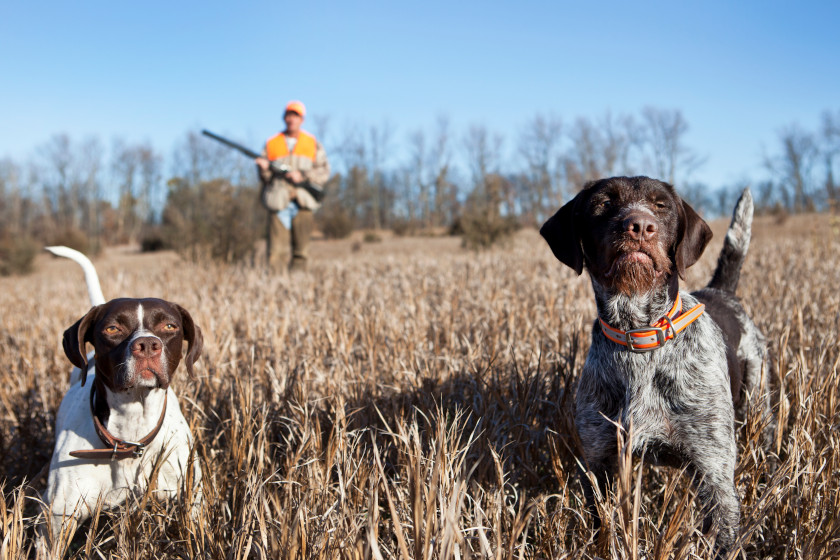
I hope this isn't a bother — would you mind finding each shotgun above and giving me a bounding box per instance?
[201,129,325,202]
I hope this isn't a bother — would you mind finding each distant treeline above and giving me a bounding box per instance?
[1,107,838,273]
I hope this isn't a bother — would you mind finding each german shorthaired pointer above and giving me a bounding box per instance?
[541,177,772,554]
[40,247,203,548]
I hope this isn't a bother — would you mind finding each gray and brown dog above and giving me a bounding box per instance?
[541,176,772,553]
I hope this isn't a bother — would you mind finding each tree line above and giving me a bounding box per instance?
[1,106,838,272]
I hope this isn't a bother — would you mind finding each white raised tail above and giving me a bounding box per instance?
[45,246,106,306]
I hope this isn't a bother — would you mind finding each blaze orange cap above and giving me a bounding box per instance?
[285,100,306,118]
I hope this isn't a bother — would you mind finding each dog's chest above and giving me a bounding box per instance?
[104,456,154,501]
[592,345,703,450]
[622,358,680,437]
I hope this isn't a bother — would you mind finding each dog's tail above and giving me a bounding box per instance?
[707,188,753,294]
[45,246,106,306]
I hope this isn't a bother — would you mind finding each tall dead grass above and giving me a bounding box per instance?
[1,214,838,559]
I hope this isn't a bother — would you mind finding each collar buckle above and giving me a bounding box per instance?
[110,440,145,460]
[124,440,146,458]
[624,326,666,353]
[624,315,676,353]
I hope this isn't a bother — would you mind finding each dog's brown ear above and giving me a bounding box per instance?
[675,199,713,278]
[540,193,584,275]
[62,305,103,387]
[175,304,203,379]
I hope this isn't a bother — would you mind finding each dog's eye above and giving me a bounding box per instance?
[594,198,610,211]
[162,323,179,332]
[103,326,120,335]
[654,200,668,210]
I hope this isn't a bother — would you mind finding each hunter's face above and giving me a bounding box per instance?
[284,112,303,133]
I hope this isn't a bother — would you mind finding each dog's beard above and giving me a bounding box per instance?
[116,359,168,390]
[604,241,672,296]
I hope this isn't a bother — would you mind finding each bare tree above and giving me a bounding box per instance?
[430,115,455,228]
[335,123,371,227]
[137,144,162,223]
[680,181,714,217]
[600,111,638,177]
[459,125,517,246]
[0,159,20,232]
[78,137,103,248]
[561,112,638,196]
[639,107,703,185]
[40,134,74,233]
[565,117,601,187]
[171,130,242,189]
[392,165,416,224]
[330,120,396,230]
[368,121,394,230]
[35,134,105,246]
[754,180,779,214]
[714,184,742,218]
[111,138,141,242]
[401,118,457,230]
[821,110,840,210]
[765,124,818,212]
[308,114,330,148]
[518,114,562,223]
[464,124,503,190]
[408,129,428,226]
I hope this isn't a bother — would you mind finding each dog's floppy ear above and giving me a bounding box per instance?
[175,304,203,379]
[675,198,713,278]
[540,192,585,275]
[62,305,104,387]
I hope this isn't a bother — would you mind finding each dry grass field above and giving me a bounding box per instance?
[1,213,839,559]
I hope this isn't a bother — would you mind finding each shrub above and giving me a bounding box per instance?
[457,212,519,250]
[48,226,98,255]
[160,179,261,263]
[0,234,38,276]
[390,218,414,237]
[318,204,354,239]
[139,225,169,252]
[457,174,519,249]
[363,231,382,243]
[771,202,789,225]
[448,216,465,236]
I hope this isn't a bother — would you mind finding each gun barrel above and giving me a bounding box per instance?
[201,130,261,159]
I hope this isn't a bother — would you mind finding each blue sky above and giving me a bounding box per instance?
[1,1,838,189]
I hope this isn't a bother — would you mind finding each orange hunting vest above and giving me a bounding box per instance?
[265,131,318,161]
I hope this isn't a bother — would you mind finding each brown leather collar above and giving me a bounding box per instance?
[69,382,168,460]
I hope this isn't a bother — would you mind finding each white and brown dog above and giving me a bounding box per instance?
[41,246,203,545]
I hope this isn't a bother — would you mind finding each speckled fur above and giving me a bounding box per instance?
[541,177,772,554]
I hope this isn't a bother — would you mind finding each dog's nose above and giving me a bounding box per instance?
[131,336,162,358]
[623,213,658,240]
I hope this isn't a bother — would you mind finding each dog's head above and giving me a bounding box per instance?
[540,176,712,296]
[62,298,203,390]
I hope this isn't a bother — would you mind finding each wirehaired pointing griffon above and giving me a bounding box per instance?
[41,246,203,547]
[540,177,772,553]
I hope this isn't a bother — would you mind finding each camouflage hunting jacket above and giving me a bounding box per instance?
[258,130,330,212]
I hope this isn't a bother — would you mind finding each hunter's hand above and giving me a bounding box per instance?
[255,157,270,172]
[286,170,304,184]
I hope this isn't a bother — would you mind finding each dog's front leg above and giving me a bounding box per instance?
[576,408,620,532]
[576,366,626,532]
[693,469,740,557]
[35,510,81,559]
[683,428,740,556]
[579,456,617,532]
